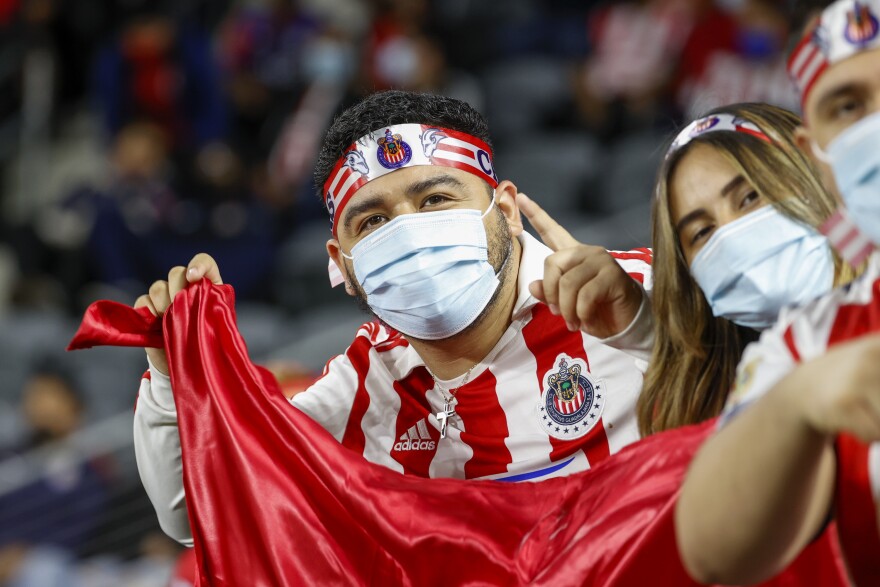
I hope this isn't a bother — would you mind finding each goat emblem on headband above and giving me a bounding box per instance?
[343,149,370,176]
[376,129,413,169]
[420,128,448,158]
[844,2,879,44]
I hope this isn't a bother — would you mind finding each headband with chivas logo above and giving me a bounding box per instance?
[322,124,498,237]
[788,0,880,109]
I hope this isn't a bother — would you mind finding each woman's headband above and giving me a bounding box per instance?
[666,113,772,159]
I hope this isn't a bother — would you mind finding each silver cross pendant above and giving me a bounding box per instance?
[436,399,456,439]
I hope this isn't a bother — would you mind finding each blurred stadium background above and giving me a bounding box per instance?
[0,0,796,584]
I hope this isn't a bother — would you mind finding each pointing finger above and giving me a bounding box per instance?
[516,193,579,252]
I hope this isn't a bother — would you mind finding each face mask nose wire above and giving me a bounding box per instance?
[339,189,498,260]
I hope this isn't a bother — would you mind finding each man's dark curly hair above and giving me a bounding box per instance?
[786,0,832,56]
[313,90,492,202]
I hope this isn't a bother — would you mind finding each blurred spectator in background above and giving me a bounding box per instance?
[93,8,228,158]
[0,362,109,551]
[0,362,108,587]
[574,0,702,141]
[219,0,358,230]
[361,0,483,109]
[675,0,797,118]
[57,119,276,302]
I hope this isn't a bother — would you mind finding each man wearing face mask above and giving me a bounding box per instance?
[676,1,880,585]
[132,90,654,547]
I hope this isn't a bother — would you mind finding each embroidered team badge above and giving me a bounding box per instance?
[844,2,879,45]
[536,355,605,440]
[690,116,720,136]
[376,128,413,169]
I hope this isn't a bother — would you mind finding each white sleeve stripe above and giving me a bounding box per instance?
[869,443,880,505]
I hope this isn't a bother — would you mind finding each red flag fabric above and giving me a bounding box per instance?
[69,280,850,586]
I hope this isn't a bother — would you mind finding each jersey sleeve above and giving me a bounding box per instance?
[290,352,368,442]
[600,248,654,362]
[722,316,799,424]
[133,360,193,547]
[609,248,653,293]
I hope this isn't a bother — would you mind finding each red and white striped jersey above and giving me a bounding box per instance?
[724,251,880,577]
[291,233,654,481]
[133,233,654,545]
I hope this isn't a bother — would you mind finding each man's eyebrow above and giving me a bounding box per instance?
[405,174,466,196]
[341,174,468,233]
[342,195,386,233]
[816,83,860,113]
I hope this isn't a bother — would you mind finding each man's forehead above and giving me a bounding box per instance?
[808,47,880,115]
[347,165,481,202]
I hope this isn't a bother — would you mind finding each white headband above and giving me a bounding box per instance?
[667,113,772,157]
[322,124,498,236]
[788,0,880,107]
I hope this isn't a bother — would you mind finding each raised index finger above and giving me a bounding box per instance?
[516,193,579,252]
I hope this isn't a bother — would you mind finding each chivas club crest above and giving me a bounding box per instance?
[376,128,413,169]
[536,355,605,440]
[690,116,720,137]
[844,2,880,45]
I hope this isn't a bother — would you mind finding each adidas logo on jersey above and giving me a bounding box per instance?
[393,420,436,451]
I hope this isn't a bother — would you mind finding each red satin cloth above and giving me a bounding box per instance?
[69,280,850,586]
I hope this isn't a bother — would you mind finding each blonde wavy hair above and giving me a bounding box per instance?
[639,102,861,437]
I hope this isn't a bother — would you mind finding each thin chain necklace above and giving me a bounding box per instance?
[427,365,476,439]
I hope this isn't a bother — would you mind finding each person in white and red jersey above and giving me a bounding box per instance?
[639,101,858,438]
[132,90,655,547]
[676,1,880,585]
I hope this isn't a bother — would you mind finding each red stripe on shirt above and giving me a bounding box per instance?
[826,281,880,346]
[390,367,438,477]
[782,326,802,363]
[340,337,374,453]
[609,248,653,263]
[835,434,880,585]
[456,369,513,479]
[522,304,610,465]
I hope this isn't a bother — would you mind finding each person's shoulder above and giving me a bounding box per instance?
[314,321,414,382]
[350,320,409,352]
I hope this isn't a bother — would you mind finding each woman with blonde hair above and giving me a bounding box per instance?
[638,102,861,436]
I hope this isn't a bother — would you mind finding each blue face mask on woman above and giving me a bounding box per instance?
[813,110,880,246]
[690,205,835,330]
[342,197,507,340]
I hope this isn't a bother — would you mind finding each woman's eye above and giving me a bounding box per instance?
[691,225,713,245]
[740,190,760,209]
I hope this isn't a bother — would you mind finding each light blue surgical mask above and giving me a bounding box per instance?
[690,205,834,330]
[341,197,504,340]
[812,110,880,245]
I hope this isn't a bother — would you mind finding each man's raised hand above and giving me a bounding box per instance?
[516,193,643,339]
[134,253,224,375]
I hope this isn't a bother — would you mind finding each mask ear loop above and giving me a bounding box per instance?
[811,139,833,164]
[480,188,498,219]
